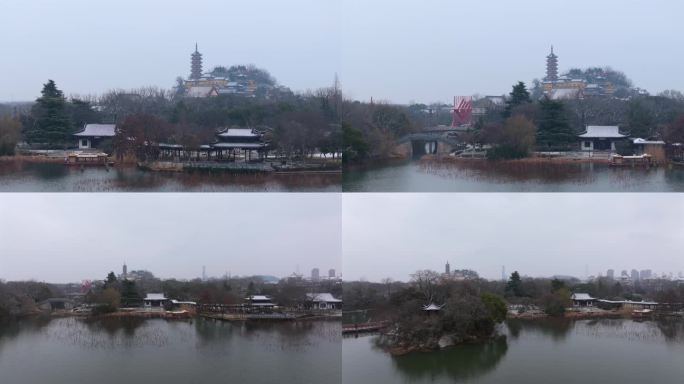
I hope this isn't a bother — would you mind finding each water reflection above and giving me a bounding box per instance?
[343,160,684,192]
[0,160,340,192]
[506,318,573,341]
[0,317,340,384]
[391,336,508,382]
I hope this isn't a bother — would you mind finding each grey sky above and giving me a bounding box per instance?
[343,194,684,282]
[341,0,684,104]
[0,0,341,101]
[0,193,341,283]
[3,1,683,104]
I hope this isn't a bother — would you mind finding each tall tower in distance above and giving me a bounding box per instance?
[190,43,203,80]
[445,261,450,276]
[122,262,127,280]
[545,46,558,82]
[202,265,207,281]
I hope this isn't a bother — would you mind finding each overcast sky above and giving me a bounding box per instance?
[2,1,683,103]
[343,194,684,282]
[0,194,341,283]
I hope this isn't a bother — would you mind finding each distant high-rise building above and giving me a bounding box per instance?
[311,268,320,281]
[640,269,652,280]
[328,269,335,278]
[122,262,128,280]
[606,269,614,279]
[631,269,639,281]
[445,261,450,276]
[202,265,207,281]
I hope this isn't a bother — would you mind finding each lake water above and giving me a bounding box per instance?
[343,319,684,384]
[0,317,340,384]
[0,161,340,192]
[343,161,684,192]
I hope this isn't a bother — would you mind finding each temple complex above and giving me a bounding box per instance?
[541,46,615,100]
[182,44,257,98]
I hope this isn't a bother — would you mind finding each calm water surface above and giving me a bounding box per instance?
[343,319,684,384]
[0,317,340,384]
[0,162,340,192]
[343,161,684,192]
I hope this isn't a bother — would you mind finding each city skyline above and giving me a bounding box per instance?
[342,194,684,282]
[3,1,684,103]
[0,193,341,283]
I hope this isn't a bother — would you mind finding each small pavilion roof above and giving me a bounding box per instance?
[306,293,342,303]
[217,128,260,138]
[571,293,595,301]
[422,303,444,311]
[578,126,627,138]
[74,124,116,137]
[144,293,167,301]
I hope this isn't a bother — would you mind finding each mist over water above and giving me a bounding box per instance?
[343,161,684,192]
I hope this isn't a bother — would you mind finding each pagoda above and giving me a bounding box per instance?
[544,46,558,82]
[190,43,203,80]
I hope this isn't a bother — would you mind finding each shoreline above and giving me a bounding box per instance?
[422,153,612,165]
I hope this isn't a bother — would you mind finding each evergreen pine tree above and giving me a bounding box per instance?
[28,80,72,146]
[537,97,575,149]
[504,81,531,117]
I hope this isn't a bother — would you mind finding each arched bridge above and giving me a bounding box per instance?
[396,129,464,157]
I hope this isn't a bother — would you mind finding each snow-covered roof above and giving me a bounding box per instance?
[306,293,342,303]
[578,126,627,138]
[571,293,595,301]
[144,293,167,300]
[217,128,259,138]
[598,299,658,305]
[632,138,665,145]
[212,142,266,149]
[422,303,444,311]
[186,86,216,98]
[170,300,196,305]
[549,88,581,100]
[245,295,272,301]
[74,124,116,137]
[159,143,184,149]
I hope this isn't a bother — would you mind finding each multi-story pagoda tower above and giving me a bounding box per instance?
[545,45,558,82]
[190,43,203,80]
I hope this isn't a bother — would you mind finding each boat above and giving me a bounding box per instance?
[609,154,652,167]
[65,152,114,166]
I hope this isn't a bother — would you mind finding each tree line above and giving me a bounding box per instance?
[1,76,349,160]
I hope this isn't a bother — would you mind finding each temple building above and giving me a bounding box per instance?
[73,124,116,149]
[578,125,628,151]
[210,127,268,161]
[305,293,342,310]
[143,293,169,310]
